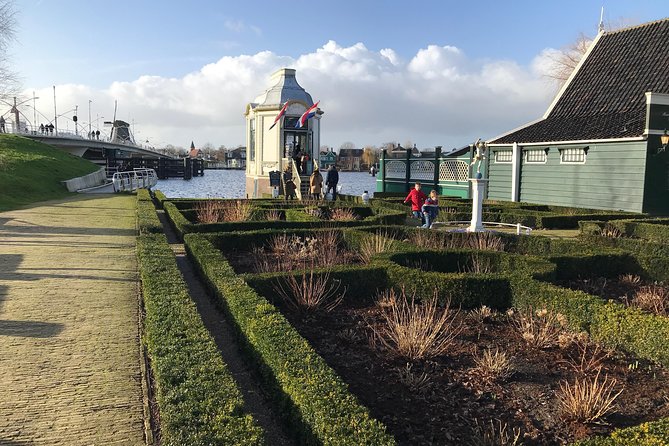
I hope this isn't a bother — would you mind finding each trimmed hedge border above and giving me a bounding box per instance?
[136,199,264,445]
[184,233,396,445]
[137,189,163,234]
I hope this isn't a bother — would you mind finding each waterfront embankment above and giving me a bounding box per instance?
[0,195,145,445]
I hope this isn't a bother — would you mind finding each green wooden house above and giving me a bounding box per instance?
[487,18,669,215]
[319,148,337,169]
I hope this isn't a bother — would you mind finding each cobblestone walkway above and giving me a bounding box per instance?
[0,195,145,445]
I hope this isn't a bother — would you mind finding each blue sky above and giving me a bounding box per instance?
[8,0,669,149]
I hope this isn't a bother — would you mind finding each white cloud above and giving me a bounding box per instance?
[24,41,556,150]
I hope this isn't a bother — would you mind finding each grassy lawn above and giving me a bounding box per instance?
[0,134,99,211]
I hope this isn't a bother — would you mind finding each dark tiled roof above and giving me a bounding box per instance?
[492,18,669,144]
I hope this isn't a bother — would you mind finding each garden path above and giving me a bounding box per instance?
[0,195,145,445]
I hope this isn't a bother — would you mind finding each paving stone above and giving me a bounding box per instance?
[0,195,145,445]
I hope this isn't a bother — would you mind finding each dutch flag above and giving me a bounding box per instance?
[269,101,290,130]
[295,101,320,128]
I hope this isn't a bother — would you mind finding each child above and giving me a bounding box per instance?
[421,190,439,229]
[404,182,427,225]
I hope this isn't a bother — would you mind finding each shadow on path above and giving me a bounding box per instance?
[0,319,64,338]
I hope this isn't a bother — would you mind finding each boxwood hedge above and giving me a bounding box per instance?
[136,196,264,445]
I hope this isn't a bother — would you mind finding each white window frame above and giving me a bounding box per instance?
[494,150,513,164]
[560,148,587,164]
[525,149,547,164]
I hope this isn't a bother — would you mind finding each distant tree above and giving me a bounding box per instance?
[362,145,379,167]
[0,0,17,95]
[544,18,637,86]
[380,142,396,153]
[403,140,414,150]
[338,141,356,153]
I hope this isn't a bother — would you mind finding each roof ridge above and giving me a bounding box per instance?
[603,16,669,35]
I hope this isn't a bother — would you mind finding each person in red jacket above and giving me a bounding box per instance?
[404,182,427,225]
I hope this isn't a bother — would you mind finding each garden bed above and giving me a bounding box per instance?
[272,295,669,445]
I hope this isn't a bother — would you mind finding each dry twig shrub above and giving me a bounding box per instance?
[619,274,641,286]
[557,370,623,422]
[466,233,505,251]
[600,223,623,238]
[563,338,610,377]
[329,207,357,221]
[195,200,223,223]
[471,419,522,446]
[265,209,282,221]
[409,230,446,250]
[459,253,494,274]
[372,289,462,360]
[359,230,394,264]
[396,363,432,392]
[473,348,514,382]
[630,285,669,315]
[468,305,497,325]
[273,266,346,313]
[510,308,567,349]
[221,200,253,222]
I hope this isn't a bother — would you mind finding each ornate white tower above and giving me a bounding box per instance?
[244,68,322,198]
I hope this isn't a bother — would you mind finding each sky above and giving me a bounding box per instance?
[5,0,668,151]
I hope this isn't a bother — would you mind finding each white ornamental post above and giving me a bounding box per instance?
[468,138,488,233]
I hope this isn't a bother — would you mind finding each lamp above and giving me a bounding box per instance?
[660,129,669,154]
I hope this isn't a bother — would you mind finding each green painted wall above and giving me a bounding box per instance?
[519,142,647,212]
[488,141,648,212]
[487,154,512,201]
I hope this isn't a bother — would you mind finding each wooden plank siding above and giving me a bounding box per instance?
[487,159,512,201]
[487,142,648,212]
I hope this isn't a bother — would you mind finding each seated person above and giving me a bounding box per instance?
[421,190,439,229]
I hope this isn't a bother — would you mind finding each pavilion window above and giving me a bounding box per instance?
[494,150,512,163]
[560,147,587,164]
[249,119,255,161]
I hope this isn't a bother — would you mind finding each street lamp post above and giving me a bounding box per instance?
[88,100,92,139]
[53,86,58,134]
[74,105,78,136]
[32,92,39,133]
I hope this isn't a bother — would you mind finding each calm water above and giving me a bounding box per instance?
[155,169,379,199]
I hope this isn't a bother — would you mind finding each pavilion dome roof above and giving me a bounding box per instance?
[253,68,314,108]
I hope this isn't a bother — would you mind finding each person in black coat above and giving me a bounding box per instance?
[325,165,339,200]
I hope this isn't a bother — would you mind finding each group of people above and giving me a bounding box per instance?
[38,123,55,134]
[291,146,313,175]
[283,163,340,201]
[404,182,439,229]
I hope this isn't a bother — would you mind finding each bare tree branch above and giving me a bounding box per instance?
[0,0,18,96]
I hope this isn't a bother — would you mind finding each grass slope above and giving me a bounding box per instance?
[0,134,100,211]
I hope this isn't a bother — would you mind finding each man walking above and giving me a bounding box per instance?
[325,165,339,200]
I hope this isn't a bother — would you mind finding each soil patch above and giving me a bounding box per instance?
[279,302,669,445]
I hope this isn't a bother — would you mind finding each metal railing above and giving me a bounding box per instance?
[111,168,158,192]
[435,220,532,235]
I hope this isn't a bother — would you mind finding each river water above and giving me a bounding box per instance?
[155,169,379,199]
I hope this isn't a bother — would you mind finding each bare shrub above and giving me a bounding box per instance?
[600,223,623,238]
[273,266,346,313]
[511,308,566,349]
[630,285,669,315]
[619,274,641,286]
[468,305,497,325]
[376,289,398,308]
[471,419,522,446]
[459,253,494,274]
[195,200,223,223]
[330,207,357,221]
[467,233,505,251]
[557,371,623,422]
[221,200,254,222]
[252,246,294,273]
[563,338,611,377]
[266,209,282,221]
[473,348,514,382]
[396,363,432,392]
[372,289,462,360]
[409,230,446,250]
[359,230,394,263]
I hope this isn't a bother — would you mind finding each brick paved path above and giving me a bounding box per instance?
[0,195,145,445]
